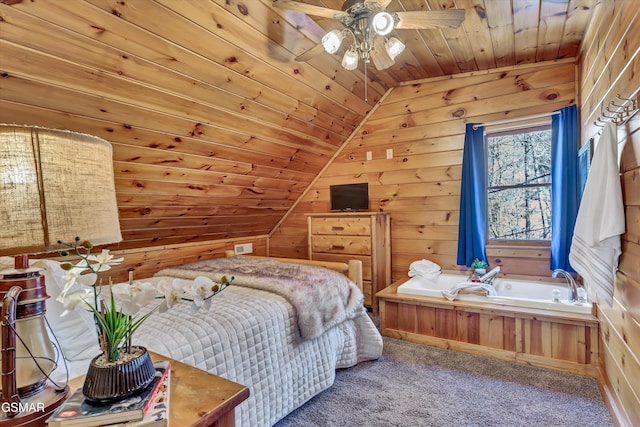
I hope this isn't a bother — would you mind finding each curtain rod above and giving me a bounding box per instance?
[472,111,559,130]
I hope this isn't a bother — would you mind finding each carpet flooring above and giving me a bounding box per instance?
[275,333,613,427]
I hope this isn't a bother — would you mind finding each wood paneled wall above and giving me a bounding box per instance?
[0,0,371,251]
[270,60,577,282]
[40,236,268,285]
[578,1,640,424]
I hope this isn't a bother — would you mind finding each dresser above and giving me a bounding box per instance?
[307,212,391,312]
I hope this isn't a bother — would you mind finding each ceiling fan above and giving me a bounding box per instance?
[273,0,466,71]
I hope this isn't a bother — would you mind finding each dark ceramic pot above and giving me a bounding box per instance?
[82,346,155,404]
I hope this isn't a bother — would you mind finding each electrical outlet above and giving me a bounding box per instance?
[386,148,393,159]
[234,243,253,254]
[366,151,372,161]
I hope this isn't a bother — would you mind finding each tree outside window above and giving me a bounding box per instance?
[486,125,552,240]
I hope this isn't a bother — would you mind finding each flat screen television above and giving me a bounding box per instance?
[330,183,369,211]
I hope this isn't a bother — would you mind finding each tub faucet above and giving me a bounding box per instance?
[552,269,581,303]
[479,266,501,284]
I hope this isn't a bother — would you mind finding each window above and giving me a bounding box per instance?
[486,125,552,240]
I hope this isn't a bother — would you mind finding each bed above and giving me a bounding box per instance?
[35,253,382,426]
[126,254,383,427]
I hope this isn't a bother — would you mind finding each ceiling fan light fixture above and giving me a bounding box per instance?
[385,37,405,60]
[321,29,344,54]
[341,48,359,70]
[372,11,394,36]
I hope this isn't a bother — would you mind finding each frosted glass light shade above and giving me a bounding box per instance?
[321,29,344,54]
[372,12,394,36]
[385,37,406,60]
[12,314,56,390]
[342,48,359,70]
[0,125,122,256]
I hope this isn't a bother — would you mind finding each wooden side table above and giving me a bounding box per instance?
[67,352,250,427]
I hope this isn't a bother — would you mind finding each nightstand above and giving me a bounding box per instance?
[67,352,249,427]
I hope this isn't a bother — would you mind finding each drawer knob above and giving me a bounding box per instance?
[331,226,345,231]
[331,245,345,250]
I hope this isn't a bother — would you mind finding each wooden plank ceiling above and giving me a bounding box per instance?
[0,0,597,250]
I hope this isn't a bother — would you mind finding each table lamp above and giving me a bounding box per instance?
[0,124,122,425]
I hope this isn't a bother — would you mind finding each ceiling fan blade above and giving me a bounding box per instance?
[272,0,341,19]
[395,9,466,29]
[371,37,394,71]
[295,43,326,62]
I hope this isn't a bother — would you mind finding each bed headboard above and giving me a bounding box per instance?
[223,251,363,292]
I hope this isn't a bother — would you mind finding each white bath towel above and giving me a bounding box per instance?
[408,259,441,278]
[442,282,497,301]
[569,122,625,306]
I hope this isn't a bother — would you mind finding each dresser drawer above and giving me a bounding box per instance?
[310,235,371,255]
[310,217,371,236]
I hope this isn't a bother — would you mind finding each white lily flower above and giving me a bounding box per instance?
[87,249,124,273]
[60,268,84,298]
[157,278,186,312]
[55,238,232,365]
[155,278,169,294]
[62,267,83,283]
[59,289,95,316]
[130,281,158,305]
[192,276,213,296]
[78,272,98,287]
[190,276,214,309]
[111,281,158,316]
[191,296,212,312]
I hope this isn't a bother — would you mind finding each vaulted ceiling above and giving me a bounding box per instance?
[276,0,597,94]
[0,0,598,249]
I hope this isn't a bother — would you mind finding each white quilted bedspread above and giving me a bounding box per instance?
[133,277,383,427]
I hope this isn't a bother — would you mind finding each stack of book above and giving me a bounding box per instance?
[46,361,171,427]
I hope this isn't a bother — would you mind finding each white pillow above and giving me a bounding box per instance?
[31,259,101,362]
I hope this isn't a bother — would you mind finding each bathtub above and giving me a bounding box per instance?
[397,273,593,314]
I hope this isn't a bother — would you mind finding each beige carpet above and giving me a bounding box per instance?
[275,335,613,426]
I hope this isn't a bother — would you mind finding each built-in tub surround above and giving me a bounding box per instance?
[397,274,593,315]
[378,277,599,377]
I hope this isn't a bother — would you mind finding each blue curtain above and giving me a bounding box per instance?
[457,123,487,266]
[551,105,580,271]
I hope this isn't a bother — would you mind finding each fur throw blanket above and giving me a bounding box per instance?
[155,256,364,340]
